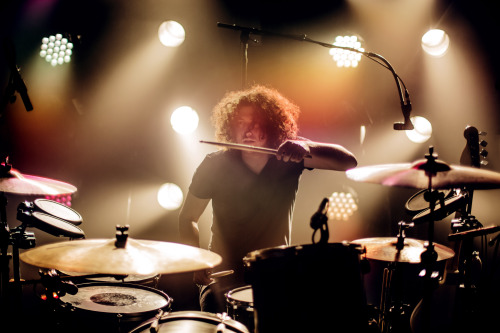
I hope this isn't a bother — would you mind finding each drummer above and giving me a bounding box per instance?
[178,84,357,314]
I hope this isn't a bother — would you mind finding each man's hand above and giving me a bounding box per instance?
[193,269,213,286]
[276,140,311,163]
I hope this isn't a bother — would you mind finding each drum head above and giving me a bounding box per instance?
[34,199,83,224]
[129,311,250,333]
[60,282,171,315]
[226,285,253,306]
[31,212,84,238]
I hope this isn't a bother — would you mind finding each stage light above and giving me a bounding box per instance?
[327,191,358,221]
[39,34,73,66]
[405,116,432,143]
[158,20,185,47]
[421,29,449,57]
[170,106,199,134]
[329,35,364,68]
[157,183,183,210]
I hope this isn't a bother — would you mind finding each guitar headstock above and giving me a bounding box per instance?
[460,125,488,168]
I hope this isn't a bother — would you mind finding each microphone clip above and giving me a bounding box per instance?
[394,100,414,130]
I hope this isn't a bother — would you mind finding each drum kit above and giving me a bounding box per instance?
[1,138,500,332]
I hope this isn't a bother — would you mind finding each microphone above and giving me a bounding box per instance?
[3,37,33,111]
[394,99,413,130]
[394,85,413,130]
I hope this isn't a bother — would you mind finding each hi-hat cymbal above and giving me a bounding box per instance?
[352,237,455,263]
[20,238,222,275]
[346,159,500,190]
[0,166,77,195]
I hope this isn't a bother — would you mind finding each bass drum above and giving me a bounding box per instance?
[58,282,172,333]
[129,311,250,333]
[244,242,370,333]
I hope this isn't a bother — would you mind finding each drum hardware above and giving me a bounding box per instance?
[0,159,78,313]
[148,309,164,333]
[372,222,418,333]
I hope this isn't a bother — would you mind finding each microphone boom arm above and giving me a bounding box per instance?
[217,22,413,130]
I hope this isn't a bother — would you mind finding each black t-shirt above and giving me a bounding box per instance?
[189,150,305,273]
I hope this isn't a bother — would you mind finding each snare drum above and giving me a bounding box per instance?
[225,285,254,332]
[59,282,171,332]
[129,311,250,333]
[244,242,369,333]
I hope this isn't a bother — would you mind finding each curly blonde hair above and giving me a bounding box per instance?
[211,85,300,149]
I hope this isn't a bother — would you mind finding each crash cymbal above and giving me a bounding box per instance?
[20,238,222,275]
[351,237,455,263]
[0,165,77,195]
[346,159,500,190]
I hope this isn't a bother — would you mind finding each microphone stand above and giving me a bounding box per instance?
[2,37,33,117]
[217,22,413,129]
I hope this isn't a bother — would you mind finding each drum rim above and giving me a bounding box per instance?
[34,198,83,224]
[244,242,363,262]
[225,285,253,306]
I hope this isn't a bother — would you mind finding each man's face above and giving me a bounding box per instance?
[232,105,268,147]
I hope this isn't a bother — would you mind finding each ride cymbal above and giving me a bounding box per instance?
[352,237,455,263]
[20,238,222,275]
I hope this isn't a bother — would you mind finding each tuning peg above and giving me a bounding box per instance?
[480,140,488,147]
[480,149,488,158]
[480,160,489,166]
[479,131,487,136]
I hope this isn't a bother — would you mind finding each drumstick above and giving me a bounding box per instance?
[209,270,234,278]
[200,140,311,158]
[200,140,278,155]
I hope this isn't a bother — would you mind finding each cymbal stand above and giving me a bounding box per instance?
[446,214,486,330]
[379,221,414,333]
[0,190,37,314]
[0,191,10,310]
[417,147,448,333]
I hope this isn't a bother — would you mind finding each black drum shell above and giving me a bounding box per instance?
[244,242,370,333]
